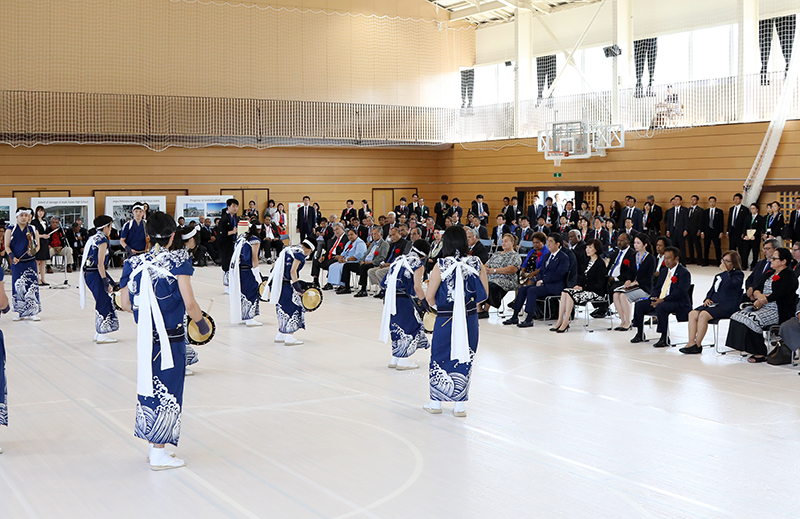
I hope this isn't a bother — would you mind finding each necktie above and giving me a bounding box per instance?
[545,252,553,268]
[659,269,672,298]
[796,211,800,228]
[674,208,678,225]
[611,250,624,276]
[733,206,739,223]
[709,209,714,228]
[628,208,632,219]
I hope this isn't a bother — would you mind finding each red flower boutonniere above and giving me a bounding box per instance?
[623,259,630,266]
[671,276,678,284]
[373,250,379,256]
[395,248,401,254]
[772,274,780,282]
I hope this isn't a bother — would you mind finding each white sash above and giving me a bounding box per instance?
[79,233,103,309]
[439,259,479,364]
[229,236,247,324]
[129,257,177,398]
[379,256,413,344]
[267,247,291,304]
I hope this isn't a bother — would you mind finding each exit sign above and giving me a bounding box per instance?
[553,172,562,178]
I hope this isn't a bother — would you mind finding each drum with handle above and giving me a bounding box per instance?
[301,285,323,312]
[422,307,437,334]
[258,279,270,301]
[187,311,216,345]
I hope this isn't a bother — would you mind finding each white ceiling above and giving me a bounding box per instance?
[428,0,602,25]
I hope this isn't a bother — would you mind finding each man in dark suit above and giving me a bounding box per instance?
[664,195,689,259]
[312,223,347,289]
[198,217,217,264]
[261,214,283,263]
[527,195,543,226]
[341,199,357,224]
[561,201,580,226]
[394,197,411,219]
[409,193,421,218]
[741,204,763,270]
[591,233,636,317]
[727,193,747,262]
[621,218,638,241]
[686,195,704,265]
[540,197,559,228]
[504,233,570,328]
[646,195,663,235]
[533,216,550,235]
[567,230,587,270]
[491,214,511,247]
[589,217,610,250]
[631,246,692,347]
[415,198,431,220]
[297,196,316,243]
[516,216,534,243]
[218,198,240,291]
[619,196,644,232]
[466,227,490,264]
[434,195,451,228]
[505,196,524,228]
[788,196,800,245]
[448,198,464,225]
[469,214,489,240]
[702,196,725,266]
[744,238,778,301]
[470,195,490,225]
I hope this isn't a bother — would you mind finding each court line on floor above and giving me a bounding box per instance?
[0,464,41,518]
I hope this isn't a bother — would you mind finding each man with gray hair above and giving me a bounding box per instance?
[346,226,390,297]
[312,222,347,289]
[466,226,489,264]
[743,238,779,303]
[568,228,586,267]
[382,211,396,239]
[369,227,411,298]
[47,217,74,273]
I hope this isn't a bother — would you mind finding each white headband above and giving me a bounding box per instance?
[181,228,197,241]
[132,204,145,212]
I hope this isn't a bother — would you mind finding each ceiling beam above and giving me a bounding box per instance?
[449,1,512,20]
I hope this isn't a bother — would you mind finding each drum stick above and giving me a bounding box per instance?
[207,298,215,315]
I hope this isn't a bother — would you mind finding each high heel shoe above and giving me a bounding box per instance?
[549,326,561,332]
[555,325,570,333]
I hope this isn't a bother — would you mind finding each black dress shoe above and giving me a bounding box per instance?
[653,337,671,348]
[502,317,519,326]
[353,289,368,298]
[590,309,606,318]
[373,290,385,299]
[679,344,703,354]
[630,332,645,343]
[336,287,351,295]
[322,283,334,291]
[517,319,534,328]
[477,311,489,319]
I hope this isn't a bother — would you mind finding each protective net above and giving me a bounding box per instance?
[0,0,475,151]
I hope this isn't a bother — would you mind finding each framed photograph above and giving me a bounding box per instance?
[30,197,95,228]
[105,196,167,229]
[174,196,230,225]
[0,198,18,226]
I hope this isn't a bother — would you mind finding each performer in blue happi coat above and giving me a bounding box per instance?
[379,239,431,370]
[267,239,315,346]
[0,264,12,452]
[80,215,120,344]
[119,212,206,471]
[4,208,42,321]
[119,202,147,256]
[424,226,488,418]
[229,221,263,327]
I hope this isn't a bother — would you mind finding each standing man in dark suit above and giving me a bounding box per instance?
[218,198,240,293]
[527,195,543,226]
[341,199,357,224]
[630,247,692,347]
[664,195,689,259]
[686,195,704,265]
[434,195,450,228]
[506,196,523,229]
[409,193,421,218]
[646,195,662,235]
[448,198,464,225]
[540,197,559,229]
[561,201,580,227]
[394,197,411,219]
[727,192,747,263]
[619,196,644,232]
[491,214,511,247]
[702,196,725,266]
[470,195,490,226]
[740,203,764,270]
[788,196,800,245]
[296,195,316,244]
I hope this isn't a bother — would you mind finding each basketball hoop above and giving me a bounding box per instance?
[548,151,569,167]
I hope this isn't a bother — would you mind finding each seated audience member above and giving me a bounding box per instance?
[368,227,412,297]
[652,236,669,281]
[47,217,74,273]
[743,239,778,304]
[621,218,637,240]
[423,217,436,243]
[567,229,587,269]
[612,234,655,331]
[491,214,510,247]
[328,229,367,291]
[562,201,579,226]
[466,227,489,264]
[382,212,396,238]
[589,216,610,249]
[199,218,218,264]
[469,214,489,240]
[533,216,550,235]
[576,217,590,242]
[347,226,389,297]
[243,200,259,220]
[394,197,410,220]
[341,199,357,223]
[725,247,797,362]
[504,233,569,328]
[578,201,592,222]
[397,223,410,240]
[424,226,444,277]
[66,221,88,270]
[605,219,619,252]
[552,239,608,332]
[679,250,746,354]
[593,233,635,318]
[630,246,692,347]
[312,223,347,289]
[261,214,283,262]
[649,85,681,129]
[556,215,571,235]
[477,233,521,318]
[518,232,549,286]
[516,216,534,244]
[792,241,800,278]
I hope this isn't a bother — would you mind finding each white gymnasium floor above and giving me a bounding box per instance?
[1,262,798,519]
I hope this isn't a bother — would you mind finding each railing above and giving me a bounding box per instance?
[0,70,797,151]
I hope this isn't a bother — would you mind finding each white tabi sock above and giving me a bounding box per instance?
[453,402,466,413]
[389,356,399,367]
[275,332,285,342]
[428,400,442,410]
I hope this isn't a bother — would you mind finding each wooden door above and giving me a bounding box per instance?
[372,189,394,218]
